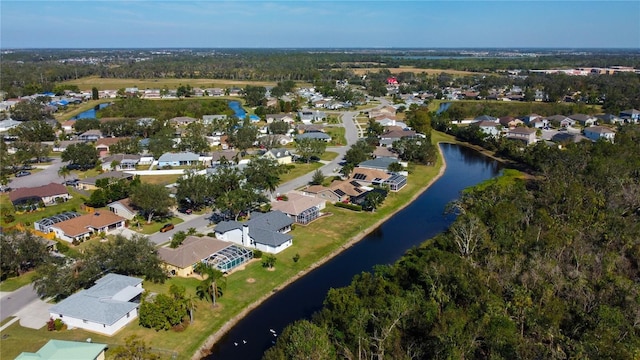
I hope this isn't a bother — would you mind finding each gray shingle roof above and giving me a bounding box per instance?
[49,274,142,326]
[295,132,331,141]
[247,210,293,232]
[358,157,397,170]
[157,152,199,162]
[249,227,292,247]
[214,220,243,233]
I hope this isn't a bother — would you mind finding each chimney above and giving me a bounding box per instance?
[242,224,249,246]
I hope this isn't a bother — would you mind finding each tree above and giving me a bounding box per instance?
[242,85,267,107]
[61,142,98,168]
[170,231,187,248]
[262,254,277,269]
[269,120,290,135]
[387,162,403,173]
[175,170,212,210]
[449,213,488,260]
[178,122,210,154]
[229,125,258,154]
[311,169,324,185]
[73,118,101,133]
[112,335,160,360]
[109,137,142,155]
[10,121,55,142]
[295,138,326,163]
[362,190,386,212]
[243,157,282,196]
[194,263,226,307]
[130,183,173,224]
[344,139,374,166]
[263,320,336,360]
[148,128,175,159]
[92,87,99,100]
[10,100,46,121]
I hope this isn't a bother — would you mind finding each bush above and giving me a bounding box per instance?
[206,232,216,237]
[334,202,362,211]
[3,214,15,223]
[253,249,263,259]
[47,318,55,331]
[54,318,65,331]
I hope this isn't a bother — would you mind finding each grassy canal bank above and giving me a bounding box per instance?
[1,131,455,360]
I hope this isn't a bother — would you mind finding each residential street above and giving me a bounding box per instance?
[8,157,67,188]
[0,285,39,323]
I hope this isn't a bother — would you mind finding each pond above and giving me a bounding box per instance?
[71,102,112,120]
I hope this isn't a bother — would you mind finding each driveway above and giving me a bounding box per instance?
[0,284,49,331]
[8,157,66,188]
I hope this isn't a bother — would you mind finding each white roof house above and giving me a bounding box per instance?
[49,273,143,336]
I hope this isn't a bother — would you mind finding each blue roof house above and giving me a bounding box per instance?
[157,152,200,167]
[15,340,107,360]
[214,211,294,254]
[48,273,143,336]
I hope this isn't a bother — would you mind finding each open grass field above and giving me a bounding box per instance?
[349,66,480,76]
[61,76,278,91]
[1,132,459,360]
[139,174,182,186]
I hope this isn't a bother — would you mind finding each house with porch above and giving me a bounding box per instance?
[101,154,141,171]
[271,192,326,225]
[214,211,294,254]
[9,183,70,209]
[158,236,253,276]
[49,273,143,336]
[50,211,126,243]
[157,152,200,167]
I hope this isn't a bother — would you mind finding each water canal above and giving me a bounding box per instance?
[71,102,112,119]
[204,143,503,360]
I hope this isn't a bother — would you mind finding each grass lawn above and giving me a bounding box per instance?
[0,188,88,228]
[60,76,277,92]
[0,272,37,292]
[139,174,182,186]
[325,127,346,146]
[2,131,455,360]
[279,162,323,184]
[319,151,338,162]
[132,217,185,235]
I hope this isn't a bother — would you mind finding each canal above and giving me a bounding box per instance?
[71,102,112,119]
[204,143,503,360]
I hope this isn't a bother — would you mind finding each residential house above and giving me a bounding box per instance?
[52,140,83,152]
[474,115,498,123]
[547,114,575,127]
[202,114,227,125]
[49,273,142,336]
[107,198,137,220]
[169,116,198,126]
[530,118,549,129]
[521,114,542,125]
[15,340,108,360]
[210,150,240,164]
[619,109,640,123]
[351,168,392,185]
[498,116,523,129]
[357,157,403,171]
[78,171,134,191]
[158,236,252,276]
[551,132,588,146]
[9,183,70,209]
[0,118,21,133]
[262,148,293,165]
[266,113,295,124]
[259,134,294,146]
[214,211,294,254]
[369,105,397,119]
[297,124,324,134]
[95,137,126,157]
[271,192,326,224]
[584,126,616,143]
[50,211,127,243]
[101,154,141,171]
[298,110,326,124]
[295,132,331,142]
[596,113,624,125]
[157,152,200,167]
[61,120,75,133]
[506,127,537,145]
[474,120,501,137]
[142,89,161,99]
[302,179,364,203]
[379,129,417,143]
[78,130,102,142]
[569,114,597,127]
[372,173,407,192]
[373,146,398,159]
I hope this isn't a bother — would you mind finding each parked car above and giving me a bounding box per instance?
[15,171,31,177]
[160,223,175,233]
[178,208,193,215]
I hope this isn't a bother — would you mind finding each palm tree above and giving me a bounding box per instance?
[194,262,226,307]
[58,166,70,181]
[184,293,198,324]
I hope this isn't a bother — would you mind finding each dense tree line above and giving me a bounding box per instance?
[97,98,231,120]
[266,126,640,360]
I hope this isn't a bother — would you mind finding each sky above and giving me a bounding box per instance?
[1,1,639,49]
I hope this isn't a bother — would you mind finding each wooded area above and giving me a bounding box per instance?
[265,126,640,359]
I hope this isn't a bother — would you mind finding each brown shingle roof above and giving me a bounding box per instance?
[53,212,126,237]
[350,168,391,182]
[9,183,68,203]
[270,193,326,216]
[158,236,230,268]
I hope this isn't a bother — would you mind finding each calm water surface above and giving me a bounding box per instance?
[204,143,503,360]
[71,102,111,119]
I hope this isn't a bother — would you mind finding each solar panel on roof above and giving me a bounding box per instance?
[350,180,361,187]
[354,188,363,193]
[353,173,367,180]
[334,189,346,196]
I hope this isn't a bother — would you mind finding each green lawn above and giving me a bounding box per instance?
[0,188,88,228]
[0,272,37,292]
[325,127,347,146]
[139,174,182,185]
[279,162,323,184]
[319,151,339,162]
[2,132,454,360]
[131,217,185,235]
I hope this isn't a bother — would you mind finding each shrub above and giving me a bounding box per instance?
[54,318,65,331]
[47,318,56,331]
[293,253,300,263]
[206,232,216,237]
[334,202,362,211]
[3,214,15,223]
[253,249,263,259]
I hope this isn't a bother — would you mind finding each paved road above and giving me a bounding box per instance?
[0,284,39,323]
[8,157,67,188]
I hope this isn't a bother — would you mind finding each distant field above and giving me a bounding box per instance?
[348,66,480,76]
[61,76,279,91]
